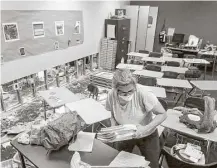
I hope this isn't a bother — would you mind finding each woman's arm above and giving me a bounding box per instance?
[135,97,167,138]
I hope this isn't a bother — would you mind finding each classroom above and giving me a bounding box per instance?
[1,1,217,168]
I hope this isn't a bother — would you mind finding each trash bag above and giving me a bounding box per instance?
[40,112,82,151]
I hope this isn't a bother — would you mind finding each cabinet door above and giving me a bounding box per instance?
[145,7,158,52]
[117,19,130,41]
[136,6,150,52]
[124,6,139,52]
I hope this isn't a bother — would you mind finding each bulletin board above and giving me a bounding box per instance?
[1,10,84,63]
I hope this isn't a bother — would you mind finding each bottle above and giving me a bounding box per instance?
[121,57,124,64]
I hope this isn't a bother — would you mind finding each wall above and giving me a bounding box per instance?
[130,1,217,52]
[1,0,129,84]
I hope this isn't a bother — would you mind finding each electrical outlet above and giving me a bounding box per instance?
[13,83,22,90]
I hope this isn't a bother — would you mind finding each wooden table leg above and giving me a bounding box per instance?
[18,151,26,168]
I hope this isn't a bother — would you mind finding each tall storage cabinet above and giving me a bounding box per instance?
[105,19,130,67]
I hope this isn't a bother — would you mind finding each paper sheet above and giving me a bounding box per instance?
[109,151,150,167]
[68,131,96,152]
[167,28,175,36]
[107,24,116,38]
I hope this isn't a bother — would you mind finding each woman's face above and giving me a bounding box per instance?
[117,83,135,96]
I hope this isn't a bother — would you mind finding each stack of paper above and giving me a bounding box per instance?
[183,143,203,163]
[109,151,150,167]
[68,131,96,152]
[97,124,137,143]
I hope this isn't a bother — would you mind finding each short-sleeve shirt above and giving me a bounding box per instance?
[105,84,159,126]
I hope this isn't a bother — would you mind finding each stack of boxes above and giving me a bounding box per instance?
[90,71,113,88]
[99,38,117,71]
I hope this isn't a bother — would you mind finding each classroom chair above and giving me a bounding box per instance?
[185,69,202,79]
[149,52,162,58]
[139,50,149,54]
[158,98,168,111]
[184,97,205,112]
[166,61,180,67]
[87,83,99,100]
[163,71,179,79]
[137,76,157,86]
[184,54,196,59]
[145,64,162,72]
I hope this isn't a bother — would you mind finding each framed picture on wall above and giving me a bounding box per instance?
[115,9,126,18]
[32,21,45,38]
[2,22,20,42]
[55,21,64,36]
[74,21,81,34]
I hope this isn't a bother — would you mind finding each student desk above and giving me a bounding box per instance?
[183,58,210,80]
[38,87,80,120]
[157,78,192,89]
[11,139,119,168]
[162,56,184,66]
[161,66,188,74]
[198,51,217,78]
[133,70,164,78]
[189,80,217,96]
[166,47,199,55]
[138,84,166,98]
[127,52,149,58]
[157,78,192,106]
[116,63,143,71]
[161,109,217,157]
[142,57,165,64]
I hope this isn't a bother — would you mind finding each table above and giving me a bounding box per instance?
[38,87,80,119]
[161,66,188,74]
[157,78,192,89]
[198,51,217,78]
[116,63,143,71]
[166,47,199,55]
[190,80,217,91]
[142,57,165,64]
[11,139,119,168]
[127,52,149,58]
[161,109,217,158]
[183,58,210,80]
[138,84,166,98]
[133,70,163,78]
[162,56,184,65]
[157,78,192,106]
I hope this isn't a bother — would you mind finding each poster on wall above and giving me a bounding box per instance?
[74,21,81,34]
[55,21,64,36]
[19,47,25,56]
[2,23,20,42]
[32,22,45,38]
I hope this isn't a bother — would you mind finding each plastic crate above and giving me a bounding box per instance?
[13,152,35,168]
[0,159,16,168]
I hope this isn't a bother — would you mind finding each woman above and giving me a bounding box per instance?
[105,69,167,168]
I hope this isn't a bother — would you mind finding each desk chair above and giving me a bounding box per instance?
[159,146,217,168]
[138,76,157,86]
[184,54,196,59]
[87,83,99,100]
[139,50,149,54]
[158,98,168,111]
[149,52,162,58]
[166,61,180,67]
[185,69,202,79]
[184,97,205,112]
[145,64,162,72]
[163,71,179,79]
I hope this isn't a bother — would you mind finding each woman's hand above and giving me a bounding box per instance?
[133,125,154,139]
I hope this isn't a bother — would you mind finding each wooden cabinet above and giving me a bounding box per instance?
[105,19,130,67]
